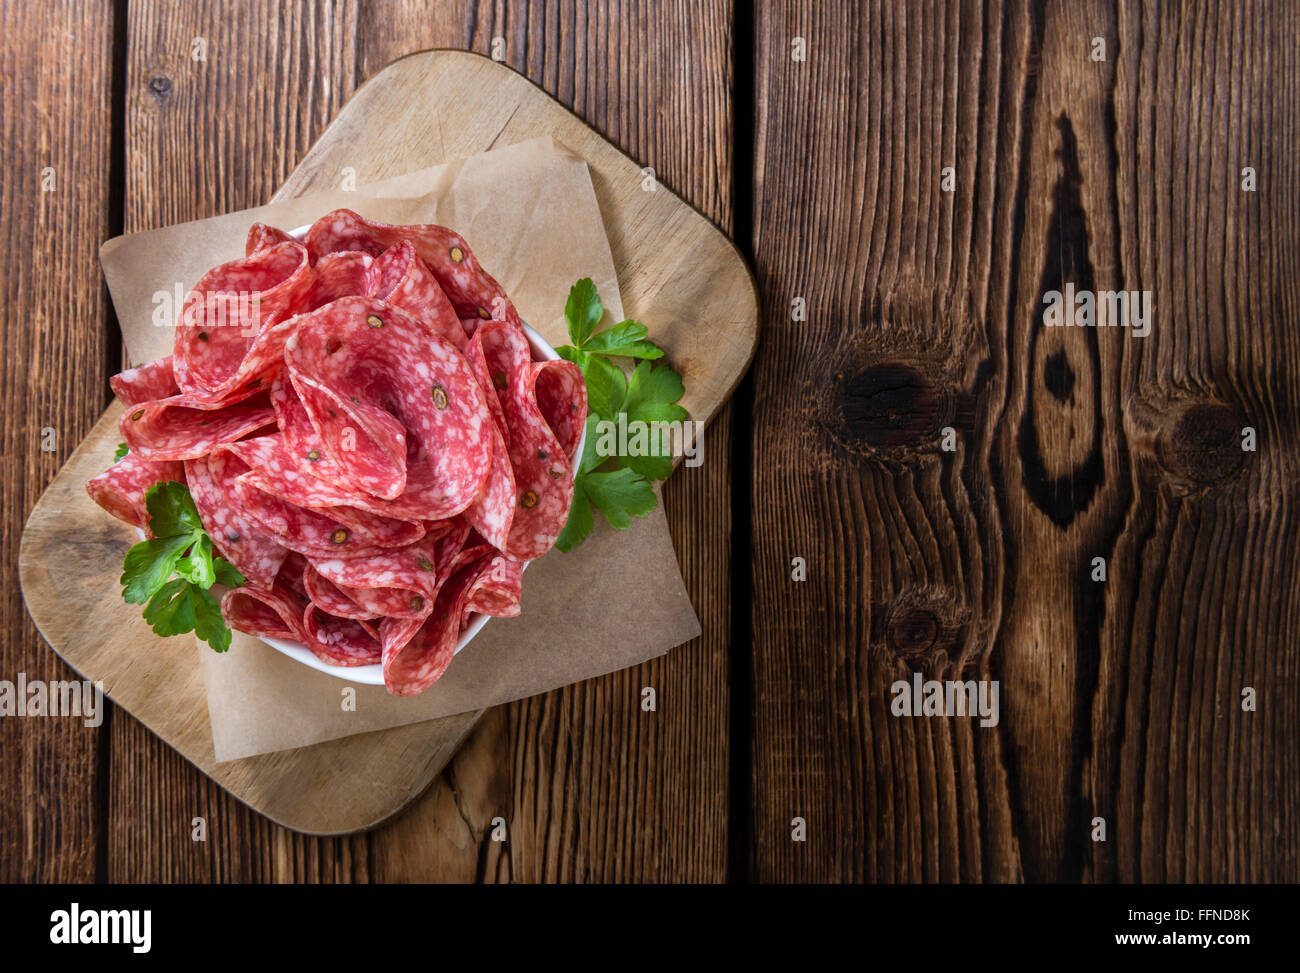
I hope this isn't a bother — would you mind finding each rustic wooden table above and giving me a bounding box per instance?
[2,1,1295,883]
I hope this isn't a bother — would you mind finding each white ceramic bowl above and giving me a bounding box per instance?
[254,226,576,684]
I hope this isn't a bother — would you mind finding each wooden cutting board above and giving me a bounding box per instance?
[18,50,758,835]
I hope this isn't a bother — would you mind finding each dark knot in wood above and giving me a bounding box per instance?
[148,75,172,99]
[879,590,971,671]
[887,608,939,659]
[839,363,946,447]
[1158,402,1246,485]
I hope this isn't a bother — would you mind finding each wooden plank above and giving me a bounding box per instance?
[0,0,115,882]
[111,0,370,881]
[355,1,734,882]
[750,0,1299,881]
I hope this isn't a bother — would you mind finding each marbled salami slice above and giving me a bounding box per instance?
[305,209,521,332]
[340,584,430,620]
[308,532,454,599]
[463,553,524,618]
[288,369,409,499]
[377,545,513,695]
[221,577,308,642]
[302,560,373,621]
[305,250,377,310]
[110,357,179,407]
[462,415,516,550]
[533,358,588,462]
[378,557,481,696]
[230,470,425,559]
[285,296,494,517]
[173,241,311,403]
[373,240,466,349]
[301,606,382,666]
[469,320,577,560]
[86,454,185,531]
[220,433,429,540]
[245,222,295,255]
[186,452,288,587]
[233,405,438,522]
[463,329,509,449]
[119,392,276,461]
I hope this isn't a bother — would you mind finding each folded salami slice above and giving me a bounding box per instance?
[119,392,276,461]
[305,209,521,333]
[86,454,186,532]
[110,357,180,407]
[229,469,425,559]
[463,553,524,618]
[302,560,373,621]
[219,431,425,533]
[463,416,516,550]
[173,241,311,404]
[463,330,510,449]
[305,250,377,310]
[533,359,588,462]
[272,372,351,479]
[373,240,467,349]
[378,544,516,695]
[288,369,409,499]
[466,320,577,560]
[378,558,479,696]
[301,606,382,666]
[308,529,460,600]
[285,296,494,517]
[245,222,295,255]
[232,405,436,522]
[186,452,288,587]
[340,584,430,620]
[221,577,308,642]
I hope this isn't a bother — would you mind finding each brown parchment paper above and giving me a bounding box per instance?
[99,137,701,763]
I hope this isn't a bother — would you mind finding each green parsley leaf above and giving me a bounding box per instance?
[564,278,604,345]
[583,354,627,421]
[555,345,588,369]
[555,278,688,551]
[191,586,233,652]
[613,361,689,480]
[114,442,129,462]
[555,480,594,552]
[617,435,674,482]
[578,416,604,475]
[118,480,241,651]
[621,360,687,421]
[145,480,204,539]
[142,577,199,637]
[174,532,216,588]
[581,320,665,360]
[580,467,658,529]
[213,558,246,588]
[120,534,194,605]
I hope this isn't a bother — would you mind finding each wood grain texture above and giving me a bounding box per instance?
[749,0,1299,882]
[349,2,737,882]
[113,0,370,881]
[93,1,738,880]
[0,0,115,882]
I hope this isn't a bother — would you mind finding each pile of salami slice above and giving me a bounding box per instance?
[87,209,587,696]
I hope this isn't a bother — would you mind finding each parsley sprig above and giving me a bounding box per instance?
[120,481,244,651]
[555,279,688,551]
